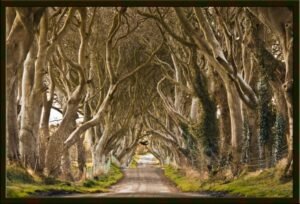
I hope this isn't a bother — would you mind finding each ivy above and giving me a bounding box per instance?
[272,113,286,163]
[180,123,199,166]
[258,75,273,146]
[241,121,250,163]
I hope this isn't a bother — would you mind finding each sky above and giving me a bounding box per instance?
[49,108,83,125]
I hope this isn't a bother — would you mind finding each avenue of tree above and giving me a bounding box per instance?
[6,7,293,181]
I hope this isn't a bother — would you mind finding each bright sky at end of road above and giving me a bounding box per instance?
[49,108,83,125]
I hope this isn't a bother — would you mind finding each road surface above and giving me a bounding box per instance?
[58,154,214,198]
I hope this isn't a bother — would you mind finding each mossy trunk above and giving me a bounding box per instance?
[189,47,219,171]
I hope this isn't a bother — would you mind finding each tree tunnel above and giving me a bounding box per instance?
[5,6,293,184]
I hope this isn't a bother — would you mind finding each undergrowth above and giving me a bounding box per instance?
[163,165,201,192]
[6,163,123,198]
[163,164,292,197]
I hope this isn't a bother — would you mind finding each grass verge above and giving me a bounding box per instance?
[129,158,138,168]
[200,168,292,197]
[163,165,292,197]
[163,165,201,192]
[6,163,123,198]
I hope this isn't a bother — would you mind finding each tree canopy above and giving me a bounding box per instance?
[6,7,294,181]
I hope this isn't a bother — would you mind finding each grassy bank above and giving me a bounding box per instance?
[129,155,139,168]
[6,164,123,198]
[163,165,201,192]
[163,165,292,197]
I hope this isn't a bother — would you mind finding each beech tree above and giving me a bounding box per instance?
[6,6,293,181]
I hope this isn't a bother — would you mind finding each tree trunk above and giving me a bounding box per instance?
[247,109,259,168]
[91,148,110,176]
[61,150,74,181]
[217,92,231,156]
[282,46,293,177]
[6,8,16,38]
[90,116,112,176]
[247,6,293,177]
[76,136,86,179]
[19,44,37,169]
[19,12,48,170]
[45,111,77,177]
[223,77,243,175]
[38,100,51,171]
[6,77,20,163]
[189,47,219,170]
[45,9,87,177]
[6,8,43,164]
[38,60,55,172]
[172,54,184,114]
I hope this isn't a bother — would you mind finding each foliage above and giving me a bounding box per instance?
[179,110,219,172]
[195,111,219,158]
[182,107,219,171]
[192,70,219,159]
[190,72,219,163]
[44,176,64,185]
[180,123,199,166]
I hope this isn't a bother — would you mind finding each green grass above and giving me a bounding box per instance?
[163,165,292,197]
[200,168,292,197]
[129,158,138,168]
[6,163,123,198]
[163,165,201,192]
[129,154,140,168]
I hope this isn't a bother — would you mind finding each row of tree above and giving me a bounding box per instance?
[6,7,293,181]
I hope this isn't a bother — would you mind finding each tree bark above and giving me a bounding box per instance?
[6,8,44,163]
[190,97,200,123]
[212,76,231,156]
[223,78,243,174]
[19,12,47,170]
[90,114,113,176]
[247,7,293,177]
[6,8,16,38]
[76,135,86,179]
[61,150,74,181]
[19,44,38,169]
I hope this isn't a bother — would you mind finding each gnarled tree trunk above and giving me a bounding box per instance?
[6,8,44,163]
[19,12,47,170]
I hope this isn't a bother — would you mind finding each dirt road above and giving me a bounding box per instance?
[63,166,211,198]
[60,154,213,198]
[61,166,211,197]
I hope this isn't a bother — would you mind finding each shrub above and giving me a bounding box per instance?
[83,179,97,187]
